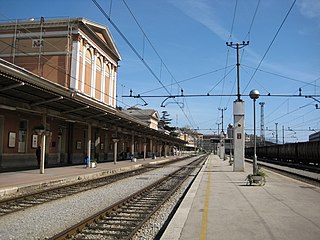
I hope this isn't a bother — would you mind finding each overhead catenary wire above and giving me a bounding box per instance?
[266,102,314,125]
[243,0,297,93]
[92,0,196,129]
[140,65,234,95]
[223,0,261,126]
[217,0,238,124]
[243,0,261,41]
[242,64,320,89]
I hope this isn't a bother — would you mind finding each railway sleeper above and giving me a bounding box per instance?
[0,208,17,213]
[82,229,131,236]
[73,232,125,240]
[118,209,150,214]
[16,203,34,207]
[87,225,134,232]
[122,205,153,210]
[4,202,29,208]
[107,212,145,219]
[100,216,142,222]
[131,201,158,206]
[93,221,137,229]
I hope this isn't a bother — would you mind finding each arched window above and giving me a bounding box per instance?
[84,49,92,96]
[96,57,102,101]
[105,64,111,104]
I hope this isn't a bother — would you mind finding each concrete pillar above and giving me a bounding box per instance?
[150,139,153,157]
[219,136,225,160]
[81,41,87,92]
[164,143,167,157]
[159,144,163,157]
[166,144,170,157]
[112,138,119,164]
[39,115,47,174]
[91,49,97,97]
[143,142,147,160]
[70,35,81,90]
[233,101,245,171]
[87,124,91,167]
[131,132,135,156]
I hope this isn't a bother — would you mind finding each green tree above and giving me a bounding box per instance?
[159,111,179,137]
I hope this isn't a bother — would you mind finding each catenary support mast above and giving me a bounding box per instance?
[226,41,249,172]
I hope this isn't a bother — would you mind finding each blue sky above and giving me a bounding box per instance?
[1,0,320,142]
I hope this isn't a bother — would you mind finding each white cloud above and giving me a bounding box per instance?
[169,0,230,40]
[298,0,320,19]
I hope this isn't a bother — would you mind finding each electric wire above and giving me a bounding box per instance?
[207,66,236,94]
[218,0,238,124]
[242,64,320,89]
[266,102,313,124]
[121,0,198,130]
[244,0,261,41]
[92,0,196,129]
[140,65,233,95]
[243,0,297,93]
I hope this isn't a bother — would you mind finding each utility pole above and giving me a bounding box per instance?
[259,102,265,145]
[226,41,249,172]
[226,41,250,101]
[218,107,227,134]
[217,123,221,136]
[275,122,278,144]
[218,108,227,160]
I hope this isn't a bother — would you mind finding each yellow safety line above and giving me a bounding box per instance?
[200,164,211,240]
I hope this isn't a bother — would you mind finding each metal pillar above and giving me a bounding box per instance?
[253,99,258,175]
[259,102,265,143]
[218,107,227,133]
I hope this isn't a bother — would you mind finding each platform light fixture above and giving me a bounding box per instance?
[249,89,260,175]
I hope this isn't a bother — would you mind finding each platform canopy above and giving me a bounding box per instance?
[0,59,186,145]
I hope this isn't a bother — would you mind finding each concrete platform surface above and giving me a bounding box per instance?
[162,154,320,240]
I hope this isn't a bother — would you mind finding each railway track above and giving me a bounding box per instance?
[0,156,190,217]
[50,155,207,240]
[245,158,320,187]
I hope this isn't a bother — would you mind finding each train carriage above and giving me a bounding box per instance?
[246,141,320,167]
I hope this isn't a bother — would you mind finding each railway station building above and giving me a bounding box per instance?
[0,17,186,171]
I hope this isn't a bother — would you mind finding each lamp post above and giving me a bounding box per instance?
[249,89,260,175]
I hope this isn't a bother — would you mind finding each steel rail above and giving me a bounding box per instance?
[0,156,189,217]
[50,155,207,240]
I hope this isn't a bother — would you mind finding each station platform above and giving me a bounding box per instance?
[161,154,320,240]
[0,156,177,199]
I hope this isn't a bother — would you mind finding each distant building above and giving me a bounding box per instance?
[201,134,220,153]
[124,107,160,130]
[309,131,320,142]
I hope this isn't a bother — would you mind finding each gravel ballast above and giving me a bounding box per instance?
[0,156,202,239]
